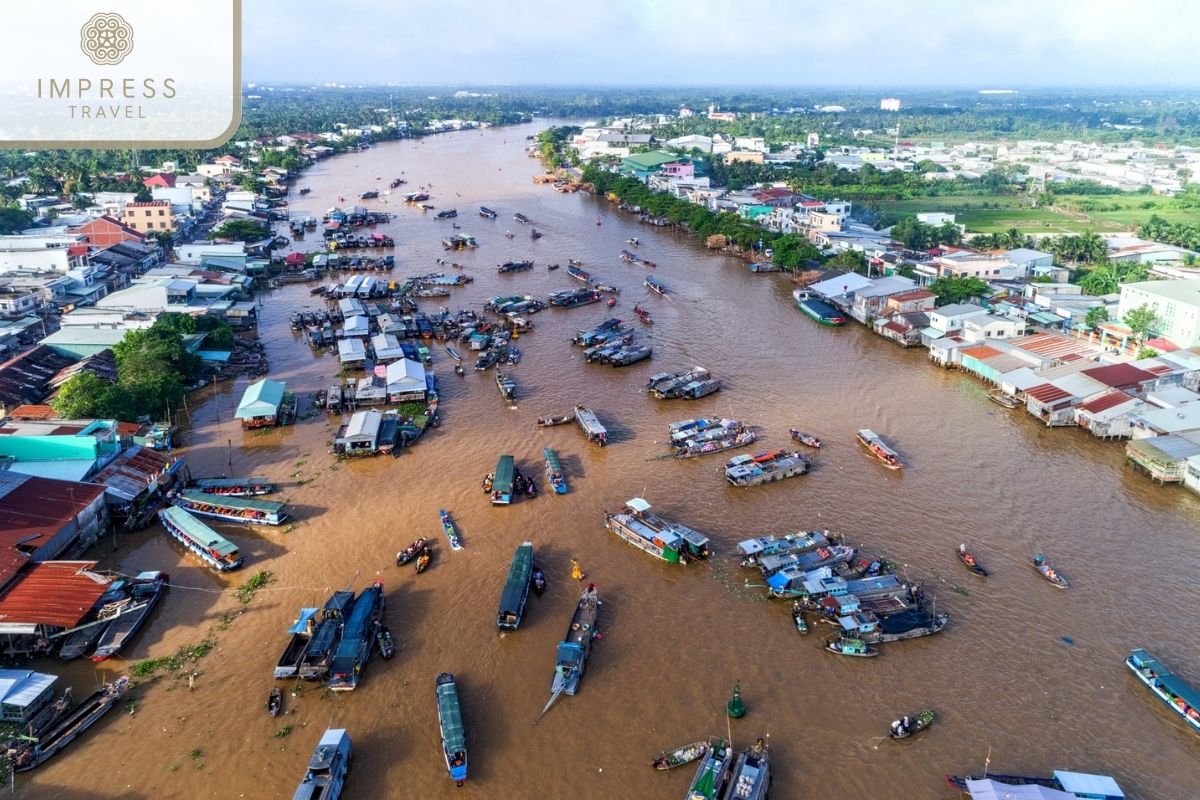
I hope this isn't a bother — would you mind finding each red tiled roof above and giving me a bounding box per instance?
[5,405,56,421]
[881,321,909,334]
[0,561,110,628]
[142,173,176,188]
[1144,364,1174,376]
[961,344,1003,360]
[116,421,140,434]
[124,201,170,208]
[1145,337,1179,352]
[0,477,105,542]
[1026,383,1072,405]
[1079,389,1135,415]
[1081,363,1157,389]
[67,244,89,257]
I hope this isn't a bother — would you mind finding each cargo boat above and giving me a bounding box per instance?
[190,476,274,496]
[1126,648,1200,734]
[490,455,515,505]
[543,448,568,494]
[275,607,319,679]
[436,673,469,786]
[856,429,903,469]
[328,580,385,691]
[725,450,810,487]
[298,591,356,681]
[550,585,600,697]
[603,497,712,564]
[172,490,287,525]
[293,728,351,800]
[793,290,846,326]
[497,542,534,631]
[10,676,129,772]
[90,571,168,661]
[574,405,608,446]
[158,506,244,571]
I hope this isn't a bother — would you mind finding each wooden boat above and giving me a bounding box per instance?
[574,405,608,446]
[268,687,282,717]
[988,388,1021,409]
[274,607,319,679]
[725,450,809,487]
[856,429,902,469]
[513,212,531,224]
[824,635,879,658]
[686,738,733,799]
[446,345,462,361]
[550,585,600,698]
[632,304,653,324]
[293,728,351,800]
[479,206,497,219]
[58,578,136,660]
[498,260,534,273]
[543,448,568,494]
[675,429,758,459]
[159,507,244,571]
[10,676,129,772]
[440,509,463,549]
[650,740,708,770]
[435,208,457,219]
[566,264,592,282]
[724,738,770,800]
[191,476,275,496]
[376,625,395,659]
[1126,648,1200,734]
[957,544,989,577]
[794,292,846,326]
[644,275,667,295]
[172,490,287,526]
[91,571,168,662]
[497,542,534,631]
[736,531,837,567]
[889,709,934,740]
[788,429,822,448]
[436,673,469,786]
[496,371,517,402]
[397,538,429,565]
[416,551,432,573]
[298,592,356,682]
[548,263,560,270]
[490,455,515,505]
[606,297,617,308]
[791,601,808,634]
[537,413,573,427]
[1032,554,1068,588]
[327,580,384,691]
[603,497,712,564]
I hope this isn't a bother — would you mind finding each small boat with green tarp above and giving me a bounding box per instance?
[436,672,468,786]
[172,490,287,526]
[686,738,733,799]
[497,542,534,631]
[159,506,244,571]
[490,455,515,505]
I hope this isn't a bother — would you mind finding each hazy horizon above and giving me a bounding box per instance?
[242,0,1200,88]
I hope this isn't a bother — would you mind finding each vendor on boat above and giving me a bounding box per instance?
[891,716,914,736]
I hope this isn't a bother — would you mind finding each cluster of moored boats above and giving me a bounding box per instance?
[572,316,652,366]
[669,417,758,459]
[482,449,570,504]
[646,367,720,400]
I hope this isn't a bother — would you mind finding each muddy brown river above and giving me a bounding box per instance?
[28,122,1200,799]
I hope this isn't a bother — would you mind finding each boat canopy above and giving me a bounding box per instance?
[160,507,239,558]
[493,455,515,493]
[498,544,533,617]
[625,497,651,513]
[1129,648,1200,712]
[556,642,582,665]
[288,608,319,635]
[1052,771,1124,799]
[437,681,466,753]
[194,476,271,490]
[962,780,1075,800]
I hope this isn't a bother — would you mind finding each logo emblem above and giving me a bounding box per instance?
[80,12,134,66]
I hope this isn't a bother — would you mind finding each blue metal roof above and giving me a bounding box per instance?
[1053,771,1124,798]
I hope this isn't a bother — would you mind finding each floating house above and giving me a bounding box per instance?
[335,411,382,457]
[235,378,285,429]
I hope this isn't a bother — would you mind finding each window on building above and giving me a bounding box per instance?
[158,210,164,216]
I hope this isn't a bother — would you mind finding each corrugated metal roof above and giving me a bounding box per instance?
[1026,383,1072,404]
[961,344,1004,360]
[88,445,173,501]
[0,561,110,628]
[1009,333,1091,361]
[1079,390,1135,415]
[1081,363,1157,389]
[0,474,105,544]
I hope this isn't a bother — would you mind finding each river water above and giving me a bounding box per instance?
[30,123,1200,799]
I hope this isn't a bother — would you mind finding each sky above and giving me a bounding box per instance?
[242,0,1200,87]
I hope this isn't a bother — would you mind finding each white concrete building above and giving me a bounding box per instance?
[1117,279,1200,348]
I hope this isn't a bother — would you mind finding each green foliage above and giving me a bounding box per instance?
[51,372,111,419]
[1137,213,1200,251]
[131,638,215,677]
[889,217,963,249]
[1045,230,1108,264]
[0,207,33,235]
[826,250,868,275]
[928,275,991,306]
[1085,306,1109,329]
[134,186,152,202]
[1076,261,1148,295]
[1123,303,1160,341]
[211,219,269,243]
[235,570,273,604]
[1137,346,1159,359]
[895,263,918,280]
[771,234,822,268]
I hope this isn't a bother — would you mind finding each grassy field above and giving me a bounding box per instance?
[874,193,1199,235]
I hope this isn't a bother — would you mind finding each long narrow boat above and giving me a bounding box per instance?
[293,728,351,800]
[328,580,385,691]
[1032,555,1068,589]
[543,448,568,494]
[11,676,129,771]
[159,506,244,571]
[722,738,770,800]
[497,542,534,631]
[173,490,287,526]
[496,371,517,402]
[855,429,902,470]
[686,738,733,800]
[437,673,469,786]
[91,571,168,662]
[644,275,667,295]
[794,292,846,326]
[275,607,320,679]
[566,264,592,282]
[490,455,515,505]
[479,206,497,219]
[551,584,600,697]
[191,476,275,496]
[603,498,712,564]
[440,509,463,550]
[651,741,709,771]
[58,578,133,660]
[825,635,879,658]
[298,592,356,682]
[957,544,988,577]
[675,429,758,459]
[1126,648,1200,734]
[788,429,822,448]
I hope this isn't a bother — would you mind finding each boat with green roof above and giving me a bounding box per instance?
[1127,648,1200,734]
[172,490,287,526]
[159,506,244,571]
[190,476,274,496]
[436,673,469,786]
[497,542,534,631]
